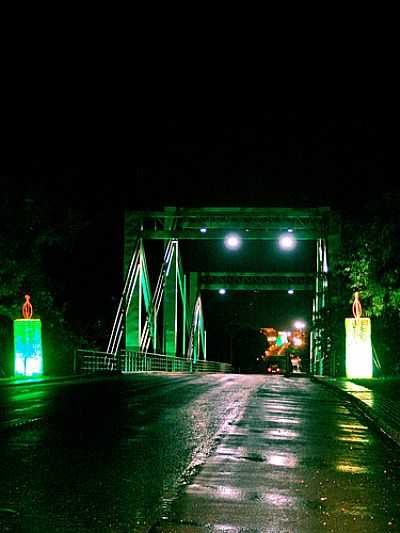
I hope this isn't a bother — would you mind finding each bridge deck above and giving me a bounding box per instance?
[152,376,400,532]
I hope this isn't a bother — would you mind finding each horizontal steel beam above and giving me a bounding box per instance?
[126,207,331,241]
[200,272,315,291]
[141,229,321,240]
[128,207,330,218]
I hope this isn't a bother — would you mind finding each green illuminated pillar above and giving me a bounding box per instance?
[199,307,206,361]
[181,273,187,355]
[14,319,43,376]
[163,243,178,357]
[345,318,373,378]
[126,262,142,352]
[189,272,199,323]
[189,273,200,362]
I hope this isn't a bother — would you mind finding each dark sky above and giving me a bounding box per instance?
[2,111,391,209]
[1,112,396,356]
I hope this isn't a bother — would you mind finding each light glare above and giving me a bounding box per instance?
[279,234,296,250]
[224,233,241,250]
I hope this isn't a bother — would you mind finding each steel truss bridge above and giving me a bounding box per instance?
[106,207,341,376]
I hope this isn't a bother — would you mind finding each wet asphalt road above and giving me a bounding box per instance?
[0,374,400,532]
[156,376,400,532]
[0,374,257,532]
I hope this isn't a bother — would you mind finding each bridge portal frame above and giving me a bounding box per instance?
[113,207,340,375]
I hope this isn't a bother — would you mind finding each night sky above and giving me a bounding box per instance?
[1,112,395,359]
[2,111,389,209]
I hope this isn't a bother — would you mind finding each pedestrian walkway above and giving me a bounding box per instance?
[313,376,400,448]
[152,376,400,532]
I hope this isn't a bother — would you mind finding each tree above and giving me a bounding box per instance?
[335,213,400,374]
[0,180,88,374]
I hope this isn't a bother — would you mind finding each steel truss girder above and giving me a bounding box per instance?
[115,238,189,358]
[141,229,320,240]
[140,240,175,354]
[107,237,141,357]
[124,239,155,353]
[117,207,340,376]
[125,207,330,241]
[200,272,315,291]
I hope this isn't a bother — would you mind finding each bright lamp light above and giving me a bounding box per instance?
[279,234,296,250]
[224,233,241,250]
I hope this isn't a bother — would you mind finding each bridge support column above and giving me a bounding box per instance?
[186,273,207,364]
[182,274,187,356]
[163,242,178,357]
[189,273,200,362]
[311,238,329,375]
[125,261,142,352]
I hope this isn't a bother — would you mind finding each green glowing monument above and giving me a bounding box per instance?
[14,295,43,376]
[345,292,372,379]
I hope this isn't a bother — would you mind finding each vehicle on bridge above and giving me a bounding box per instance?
[265,356,285,374]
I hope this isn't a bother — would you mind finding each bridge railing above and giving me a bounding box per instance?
[76,349,232,374]
[76,349,114,374]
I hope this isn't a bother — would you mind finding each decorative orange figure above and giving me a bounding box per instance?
[352,291,362,320]
[22,294,33,319]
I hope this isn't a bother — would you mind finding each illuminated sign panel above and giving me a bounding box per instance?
[345,318,372,378]
[276,331,288,347]
[14,319,43,376]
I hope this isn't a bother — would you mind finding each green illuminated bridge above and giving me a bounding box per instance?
[92,207,341,377]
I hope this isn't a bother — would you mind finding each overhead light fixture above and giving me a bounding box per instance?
[279,233,296,250]
[218,288,226,295]
[224,233,241,250]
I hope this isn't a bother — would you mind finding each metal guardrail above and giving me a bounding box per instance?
[76,349,232,374]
